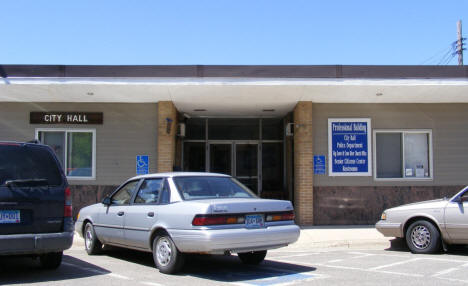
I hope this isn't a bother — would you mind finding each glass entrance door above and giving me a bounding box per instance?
[209,144,232,174]
[235,144,258,194]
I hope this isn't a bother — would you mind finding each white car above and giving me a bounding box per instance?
[75,172,300,273]
[376,186,468,254]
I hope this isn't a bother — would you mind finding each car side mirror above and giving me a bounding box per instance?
[102,197,111,206]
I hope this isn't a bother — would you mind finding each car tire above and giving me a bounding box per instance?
[84,222,102,255]
[39,252,63,269]
[238,250,267,265]
[152,234,185,274]
[405,220,441,254]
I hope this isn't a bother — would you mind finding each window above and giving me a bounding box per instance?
[134,178,164,204]
[36,129,96,179]
[374,130,432,180]
[112,180,139,205]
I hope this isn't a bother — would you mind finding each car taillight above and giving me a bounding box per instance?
[192,214,245,226]
[64,187,72,218]
[265,211,295,222]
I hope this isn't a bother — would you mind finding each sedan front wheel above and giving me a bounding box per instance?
[84,223,102,255]
[405,220,441,254]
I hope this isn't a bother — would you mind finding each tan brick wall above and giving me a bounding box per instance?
[157,101,178,172]
[294,101,314,225]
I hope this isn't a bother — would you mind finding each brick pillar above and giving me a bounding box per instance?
[293,101,314,225]
[157,101,178,173]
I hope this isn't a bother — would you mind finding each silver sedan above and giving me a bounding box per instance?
[376,186,468,254]
[75,172,300,274]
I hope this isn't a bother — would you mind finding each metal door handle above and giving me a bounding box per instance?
[117,211,125,216]
[147,212,154,217]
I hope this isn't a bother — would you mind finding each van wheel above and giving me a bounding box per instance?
[406,220,441,254]
[152,234,185,274]
[40,252,63,269]
[84,222,102,255]
[238,250,267,264]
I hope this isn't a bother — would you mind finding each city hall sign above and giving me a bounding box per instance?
[30,112,103,124]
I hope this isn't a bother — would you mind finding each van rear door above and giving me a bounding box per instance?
[0,143,66,235]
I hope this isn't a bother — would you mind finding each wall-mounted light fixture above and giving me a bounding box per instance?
[166,118,173,134]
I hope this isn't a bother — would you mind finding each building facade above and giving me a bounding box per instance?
[1,65,468,225]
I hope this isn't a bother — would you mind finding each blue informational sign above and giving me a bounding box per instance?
[136,155,149,175]
[314,155,326,175]
[328,118,372,176]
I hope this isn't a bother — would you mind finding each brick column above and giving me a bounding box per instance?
[157,101,178,173]
[293,101,314,225]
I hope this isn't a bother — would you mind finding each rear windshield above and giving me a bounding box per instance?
[0,144,63,186]
[173,176,256,200]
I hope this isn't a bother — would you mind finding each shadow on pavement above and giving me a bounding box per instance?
[0,255,110,284]
[102,246,317,283]
[182,254,317,283]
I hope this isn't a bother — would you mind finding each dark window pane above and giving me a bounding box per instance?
[210,144,231,174]
[183,142,205,172]
[185,118,206,140]
[0,145,63,186]
[376,133,402,178]
[236,144,257,177]
[208,119,259,140]
[262,118,283,140]
[262,143,284,197]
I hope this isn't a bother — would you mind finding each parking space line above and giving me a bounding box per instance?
[432,267,460,277]
[270,253,319,259]
[327,259,343,263]
[369,258,420,270]
[273,258,425,279]
[140,282,166,286]
[108,273,131,280]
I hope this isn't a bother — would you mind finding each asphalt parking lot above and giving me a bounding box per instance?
[2,240,468,286]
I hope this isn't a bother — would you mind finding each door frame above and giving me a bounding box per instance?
[207,140,261,195]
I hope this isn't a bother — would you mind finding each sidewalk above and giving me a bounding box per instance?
[73,225,392,251]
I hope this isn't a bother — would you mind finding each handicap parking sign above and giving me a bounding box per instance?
[136,155,149,175]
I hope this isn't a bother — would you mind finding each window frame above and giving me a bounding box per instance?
[35,128,96,180]
[373,129,433,181]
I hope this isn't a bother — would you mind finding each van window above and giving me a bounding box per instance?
[0,144,63,186]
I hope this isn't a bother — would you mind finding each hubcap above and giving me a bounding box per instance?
[156,237,172,266]
[411,225,431,249]
[85,226,93,250]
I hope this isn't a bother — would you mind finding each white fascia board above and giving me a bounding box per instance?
[1,77,468,86]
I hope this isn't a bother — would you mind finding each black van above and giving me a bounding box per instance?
[0,141,73,269]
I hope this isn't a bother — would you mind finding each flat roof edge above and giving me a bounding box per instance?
[1,65,467,79]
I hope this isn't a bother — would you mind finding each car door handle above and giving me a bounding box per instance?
[147,212,155,217]
[117,211,125,216]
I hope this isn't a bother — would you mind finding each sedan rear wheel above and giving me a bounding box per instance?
[405,220,441,254]
[238,250,267,265]
[152,234,185,274]
[84,222,102,255]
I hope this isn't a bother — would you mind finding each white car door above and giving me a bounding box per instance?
[124,178,170,249]
[95,180,140,245]
[444,190,468,243]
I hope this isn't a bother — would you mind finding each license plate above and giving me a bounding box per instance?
[0,210,20,224]
[245,214,264,229]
